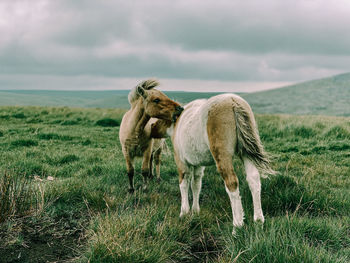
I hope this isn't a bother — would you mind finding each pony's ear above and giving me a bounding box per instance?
[137,86,147,99]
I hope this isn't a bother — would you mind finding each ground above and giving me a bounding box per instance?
[0,106,349,262]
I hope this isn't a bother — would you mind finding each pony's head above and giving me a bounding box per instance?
[134,80,183,122]
[150,119,173,138]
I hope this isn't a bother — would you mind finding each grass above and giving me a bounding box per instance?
[0,106,349,262]
[0,170,40,223]
[95,118,121,127]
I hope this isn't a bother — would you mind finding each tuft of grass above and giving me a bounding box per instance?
[224,216,350,263]
[37,133,74,141]
[261,174,347,217]
[82,139,92,145]
[57,154,80,164]
[292,126,317,138]
[37,133,61,140]
[262,175,307,216]
[310,145,327,154]
[95,118,120,127]
[86,206,222,263]
[12,113,26,119]
[61,120,79,125]
[11,139,38,147]
[325,126,350,139]
[0,171,38,222]
[328,143,350,151]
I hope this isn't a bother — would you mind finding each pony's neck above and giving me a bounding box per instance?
[132,100,150,137]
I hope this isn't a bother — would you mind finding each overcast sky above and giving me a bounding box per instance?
[0,0,349,92]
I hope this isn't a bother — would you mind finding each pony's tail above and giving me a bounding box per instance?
[152,138,170,156]
[233,101,276,177]
[128,79,160,105]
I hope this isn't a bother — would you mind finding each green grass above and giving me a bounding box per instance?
[0,106,349,262]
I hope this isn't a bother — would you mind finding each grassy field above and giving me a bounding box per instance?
[0,106,349,262]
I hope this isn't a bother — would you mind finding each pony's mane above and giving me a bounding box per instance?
[128,79,160,106]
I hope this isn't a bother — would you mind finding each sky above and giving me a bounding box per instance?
[0,0,349,92]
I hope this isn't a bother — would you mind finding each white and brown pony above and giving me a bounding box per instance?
[119,79,183,193]
[152,94,275,234]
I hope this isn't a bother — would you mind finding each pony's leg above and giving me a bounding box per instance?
[122,146,135,193]
[174,151,191,217]
[217,158,244,232]
[244,157,264,223]
[149,153,154,179]
[179,170,191,217]
[142,144,153,188]
[153,148,162,181]
[207,106,244,233]
[191,166,205,214]
[125,156,135,193]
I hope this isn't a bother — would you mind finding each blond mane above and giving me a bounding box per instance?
[128,79,160,106]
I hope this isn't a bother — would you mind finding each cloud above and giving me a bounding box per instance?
[0,0,349,90]
[149,0,350,55]
[0,74,292,92]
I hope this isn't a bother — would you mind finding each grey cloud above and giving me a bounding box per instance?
[0,0,349,90]
[146,1,350,55]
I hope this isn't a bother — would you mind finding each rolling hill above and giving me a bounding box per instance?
[242,72,350,116]
[0,72,349,116]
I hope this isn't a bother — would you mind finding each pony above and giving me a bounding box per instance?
[151,93,275,234]
[119,79,183,193]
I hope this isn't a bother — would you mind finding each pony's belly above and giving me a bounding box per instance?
[182,146,214,166]
[176,132,215,166]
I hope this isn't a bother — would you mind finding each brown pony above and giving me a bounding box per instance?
[119,79,183,193]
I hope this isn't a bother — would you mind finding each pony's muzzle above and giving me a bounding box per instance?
[176,106,184,113]
[173,106,184,122]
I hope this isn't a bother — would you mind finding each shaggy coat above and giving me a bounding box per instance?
[119,79,183,192]
[152,93,275,234]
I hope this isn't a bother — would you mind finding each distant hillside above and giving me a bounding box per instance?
[0,90,130,108]
[0,89,226,109]
[69,91,229,108]
[0,73,349,116]
[242,73,350,116]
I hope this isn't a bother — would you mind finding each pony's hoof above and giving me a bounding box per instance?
[232,229,237,236]
[179,210,189,218]
[128,188,135,194]
[231,225,243,236]
[191,207,200,215]
[156,178,161,183]
[254,214,265,224]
